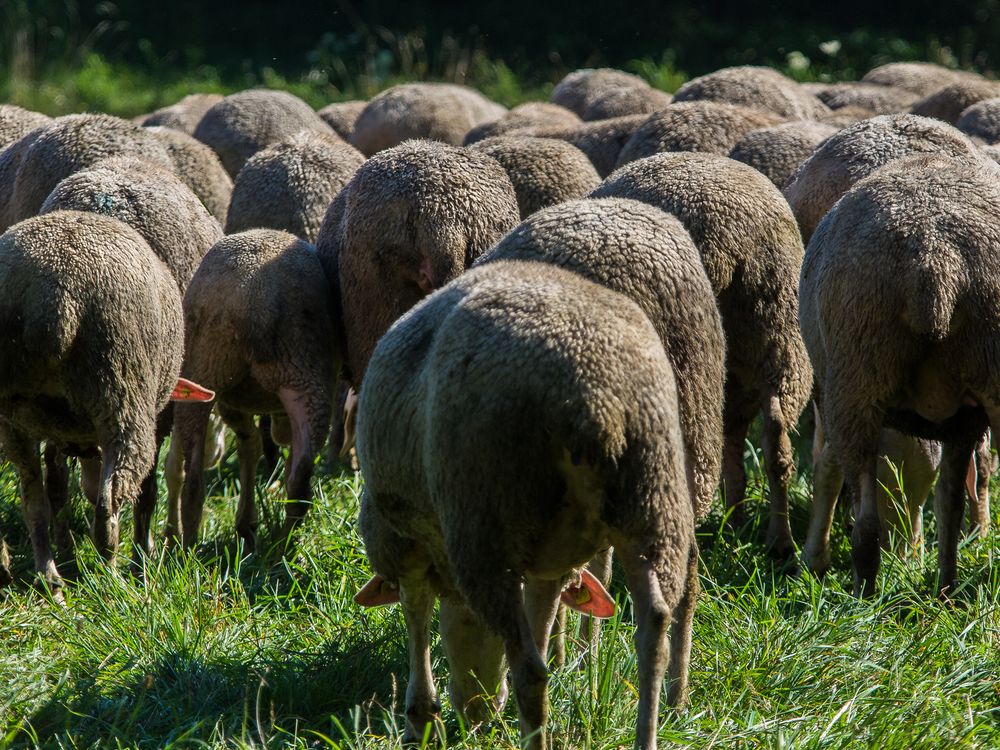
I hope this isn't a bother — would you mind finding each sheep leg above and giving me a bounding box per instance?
[439,597,508,728]
[163,434,185,542]
[258,414,280,476]
[721,416,751,530]
[131,407,172,572]
[937,434,980,598]
[578,548,614,660]
[1,423,61,589]
[523,577,563,660]
[92,441,120,561]
[219,407,261,554]
[548,607,567,668]
[762,394,796,562]
[43,443,72,552]
[80,456,101,506]
[850,467,880,598]
[801,440,844,576]
[968,433,991,538]
[175,401,212,549]
[666,539,699,710]
[400,579,443,745]
[0,538,11,588]
[503,600,550,750]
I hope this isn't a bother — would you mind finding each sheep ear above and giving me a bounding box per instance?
[560,569,615,619]
[171,377,215,402]
[340,388,358,459]
[417,255,435,294]
[354,574,400,607]
[966,452,978,502]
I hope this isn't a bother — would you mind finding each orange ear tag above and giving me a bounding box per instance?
[355,574,401,607]
[560,569,615,619]
[170,377,216,402]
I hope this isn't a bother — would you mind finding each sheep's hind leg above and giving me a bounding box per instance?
[968,432,992,538]
[43,443,72,552]
[219,406,261,555]
[801,438,844,576]
[131,406,173,573]
[762,393,797,564]
[721,414,751,531]
[937,432,982,598]
[666,538,699,710]
[400,578,443,746]
[175,401,212,550]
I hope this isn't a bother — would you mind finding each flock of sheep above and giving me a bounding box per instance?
[0,59,999,749]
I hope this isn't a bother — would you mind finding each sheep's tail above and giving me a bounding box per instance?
[902,247,966,341]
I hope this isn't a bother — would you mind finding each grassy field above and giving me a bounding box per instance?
[2,434,999,749]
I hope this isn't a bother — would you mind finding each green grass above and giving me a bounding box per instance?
[2,437,1000,749]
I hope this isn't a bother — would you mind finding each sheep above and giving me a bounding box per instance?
[817,105,878,127]
[729,121,838,189]
[861,62,981,96]
[315,139,520,387]
[226,129,365,243]
[592,152,811,562]
[582,86,672,121]
[910,79,1000,124]
[317,100,367,140]
[172,229,338,553]
[0,210,200,590]
[2,113,176,232]
[528,114,650,177]
[799,154,1000,597]
[162,412,226,542]
[550,67,653,117]
[354,260,697,750]
[814,83,919,114]
[782,114,981,244]
[615,102,783,168]
[672,66,831,120]
[957,98,1000,144]
[145,125,234,225]
[193,89,336,178]
[467,136,601,219]
[463,102,581,144]
[139,93,224,135]
[0,128,45,232]
[349,83,506,156]
[0,105,51,149]
[476,197,724,516]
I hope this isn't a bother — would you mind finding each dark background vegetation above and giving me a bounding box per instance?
[3,0,1000,114]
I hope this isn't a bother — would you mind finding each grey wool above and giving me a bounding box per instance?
[0,129,45,232]
[38,156,223,292]
[799,154,1000,597]
[815,83,919,114]
[475,197,725,517]
[173,229,339,553]
[0,210,183,588]
[582,86,672,121]
[0,105,51,149]
[956,98,1000,144]
[528,114,649,177]
[468,136,601,219]
[226,130,365,242]
[356,261,696,750]
[549,68,653,116]
[315,139,520,386]
[861,62,982,96]
[3,113,176,232]
[317,100,367,140]
[782,114,981,244]
[146,126,234,224]
[672,66,831,120]
[909,79,1000,124]
[615,102,783,168]
[817,105,878,127]
[349,83,506,156]
[193,89,336,177]
[729,121,838,189]
[140,93,224,135]
[592,152,812,561]
[463,102,581,144]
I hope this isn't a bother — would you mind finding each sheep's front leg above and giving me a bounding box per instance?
[401,580,443,745]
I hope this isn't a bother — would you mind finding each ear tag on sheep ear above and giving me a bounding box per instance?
[170,378,216,402]
[355,574,401,607]
[561,569,615,619]
[340,388,359,459]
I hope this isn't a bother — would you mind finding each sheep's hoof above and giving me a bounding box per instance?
[800,546,830,578]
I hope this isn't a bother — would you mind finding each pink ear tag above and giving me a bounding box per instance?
[170,377,216,402]
[355,574,401,607]
[560,569,615,619]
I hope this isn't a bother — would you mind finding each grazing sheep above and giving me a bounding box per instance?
[729,121,838,189]
[315,139,520,386]
[910,79,1000,124]
[355,261,697,750]
[0,210,192,589]
[582,86,672,121]
[783,114,981,244]
[615,102,783,168]
[799,154,1000,597]
[672,66,830,120]
[146,125,234,224]
[139,93,224,135]
[956,98,1000,143]
[0,105,50,149]
[193,89,336,177]
[317,100,367,140]
[3,113,175,232]
[476,197,725,517]
[173,229,338,553]
[593,152,811,561]
[463,102,581,144]
[468,137,601,219]
[861,62,981,96]
[550,67,653,117]
[226,129,365,242]
[815,83,919,114]
[349,83,506,156]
